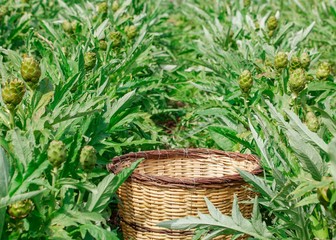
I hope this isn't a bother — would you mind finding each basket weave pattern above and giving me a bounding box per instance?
[107,149,262,240]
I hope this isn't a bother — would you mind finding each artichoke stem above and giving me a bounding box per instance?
[51,167,59,189]
[243,95,251,122]
[280,69,287,95]
[76,189,84,205]
[48,167,58,216]
[291,95,299,115]
[76,173,88,205]
[9,110,16,129]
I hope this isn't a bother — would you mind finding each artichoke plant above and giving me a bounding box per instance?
[267,16,278,31]
[7,199,34,219]
[109,31,122,47]
[288,68,306,94]
[20,55,41,89]
[84,52,97,70]
[47,140,67,168]
[238,70,253,94]
[125,25,137,39]
[112,1,119,12]
[97,2,107,15]
[80,145,97,171]
[316,62,331,80]
[274,52,288,70]
[1,79,26,112]
[289,55,301,71]
[305,111,319,132]
[300,52,311,69]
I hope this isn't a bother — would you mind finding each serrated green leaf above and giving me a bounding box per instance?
[0,147,9,238]
[249,120,273,168]
[51,208,106,230]
[238,169,274,200]
[291,179,326,199]
[287,130,323,181]
[204,197,225,223]
[285,109,328,153]
[208,126,254,151]
[290,21,315,49]
[0,189,46,209]
[94,19,109,39]
[0,148,9,198]
[49,226,73,240]
[209,128,234,151]
[294,194,319,208]
[231,195,244,226]
[86,159,142,212]
[202,229,231,240]
[308,81,336,91]
[79,224,119,240]
[328,138,336,184]
[57,178,98,193]
[41,20,60,42]
[12,160,50,195]
[9,129,34,170]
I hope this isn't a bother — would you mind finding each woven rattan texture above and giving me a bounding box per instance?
[108,149,262,240]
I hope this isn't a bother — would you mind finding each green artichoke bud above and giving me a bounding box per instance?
[1,79,26,111]
[0,6,7,20]
[254,20,260,31]
[62,20,72,33]
[288,68,306,94]
[305,111,319,132]
[317,184,333,208]
[316,62,331,80]
[8,199,34,219]
[268,30,274,37]
[61,47,68,57]
[317,187,329,207]
[80,146,97,171]
[99,40,107,50]
[97,2,107,15]
[47,140,67,168]
[274,52,288,69]
[239,70,253,94]
[71,21,79,33]
[112,1,119,12]
[306,74,314,82]
[20,55,41,88]
[84,52,97,70]
[317,178,336,213]
[267,16,278,31]
[109,31,122,47]
[243,0,250,7]
[265,58,273,67]
[289,55,301,71]
[300,52,311,69]
[125,25,137,39]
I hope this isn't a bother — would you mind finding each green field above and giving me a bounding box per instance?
[0,0,335,239]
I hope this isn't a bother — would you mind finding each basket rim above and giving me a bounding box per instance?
[107,148,262,187]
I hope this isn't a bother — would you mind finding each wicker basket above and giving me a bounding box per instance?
[107,149,262,240]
